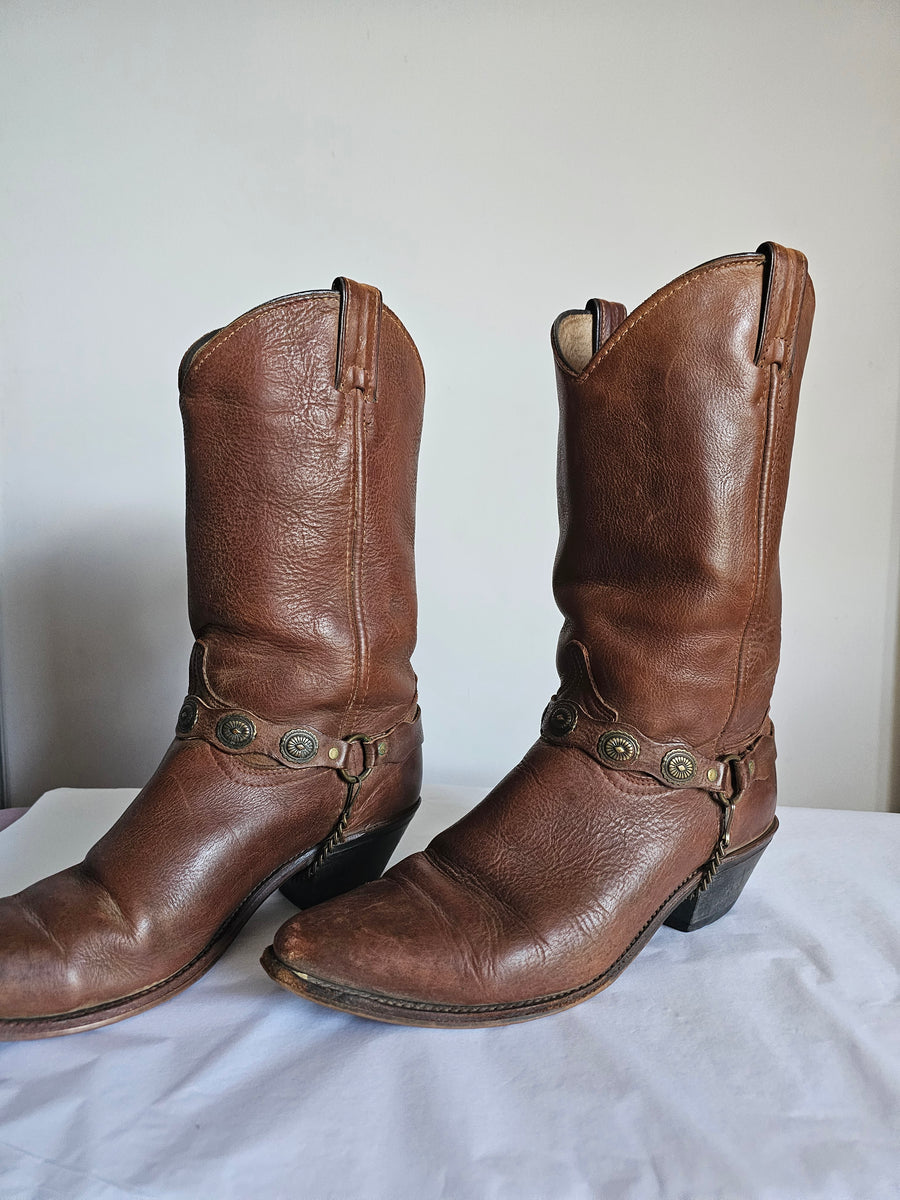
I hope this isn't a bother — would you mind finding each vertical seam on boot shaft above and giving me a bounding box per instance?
[561,258,763,383]
[338,286,380,735]
[358,413,371,718]
[341,394,354,724]
[719,260,812,749]
[342,395,361,735]
[344,395,370,734]
[718,363,781,747]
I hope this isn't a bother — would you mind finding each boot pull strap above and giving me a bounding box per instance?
[333,277,382,400]
[585,299,628,355]
[754,242,809,372]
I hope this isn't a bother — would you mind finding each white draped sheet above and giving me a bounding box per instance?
[1,787,898,1200]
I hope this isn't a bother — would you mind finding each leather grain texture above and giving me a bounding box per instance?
[0,281,425,1035]
[266,244,814,1026]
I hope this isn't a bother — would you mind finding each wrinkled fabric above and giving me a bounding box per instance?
[1,787,898,1200]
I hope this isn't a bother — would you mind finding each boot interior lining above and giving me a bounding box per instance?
[555,313,595,373]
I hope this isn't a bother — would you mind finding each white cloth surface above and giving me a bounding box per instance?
[0,786,898,1200]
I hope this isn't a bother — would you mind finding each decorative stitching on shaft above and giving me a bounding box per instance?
[187,293,336,381]
[573,259,761,382]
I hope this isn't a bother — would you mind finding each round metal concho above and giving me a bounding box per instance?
[216,712,257,750]
[544,700,579,738]
[661,748,697,784]
[175,698,199,736]
[598,730,640,766]
[280,728,319,765]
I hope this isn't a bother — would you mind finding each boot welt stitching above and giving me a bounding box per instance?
[717,362,780,743]
[0,823,373,1028]
[287,824,777,1017]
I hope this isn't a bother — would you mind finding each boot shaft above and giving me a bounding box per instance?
[178,280,425,732]
[551,244,814,755]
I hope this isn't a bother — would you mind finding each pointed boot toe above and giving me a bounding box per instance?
[265,851,503,1020]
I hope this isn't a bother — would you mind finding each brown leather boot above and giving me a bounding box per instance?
[263,243,814,1027]
[0,279,425,1038]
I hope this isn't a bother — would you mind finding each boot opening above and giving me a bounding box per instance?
[554,311,595,372]
[552,298,628,373]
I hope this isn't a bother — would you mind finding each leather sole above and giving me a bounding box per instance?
[260,819,777,1028]
[0,800,420,1041]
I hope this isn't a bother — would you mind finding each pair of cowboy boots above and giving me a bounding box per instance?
[0,243,814,1037]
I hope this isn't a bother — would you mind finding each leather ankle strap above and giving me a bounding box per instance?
[175,696,422,774]
[540,698,765,797]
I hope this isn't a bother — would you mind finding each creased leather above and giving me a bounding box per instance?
[0,281,425,1030]
[269,246,814,1021]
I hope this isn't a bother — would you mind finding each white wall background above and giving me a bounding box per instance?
[0,0,898,812]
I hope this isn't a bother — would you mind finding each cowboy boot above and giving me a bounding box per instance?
[262,243,814,1027]
[0,278,425,1038]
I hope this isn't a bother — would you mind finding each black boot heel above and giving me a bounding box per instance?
[664,832,774,932]
[279,800,420,910]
